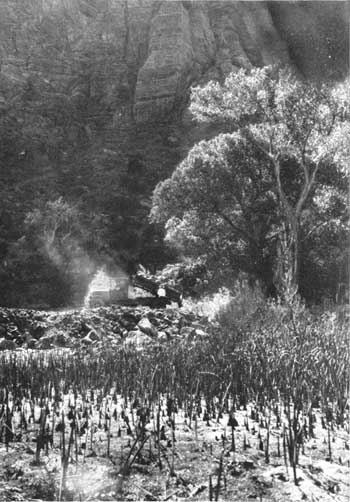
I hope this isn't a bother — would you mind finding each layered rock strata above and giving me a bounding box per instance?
[111,0,348,125]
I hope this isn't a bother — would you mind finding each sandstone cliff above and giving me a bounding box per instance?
[133,1,293,123]
[102,0,349,177]
[112,0,348,127]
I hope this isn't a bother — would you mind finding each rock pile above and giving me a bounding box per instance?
[0,306,212,351]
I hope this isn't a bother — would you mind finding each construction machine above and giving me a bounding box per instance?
[87,273,182,308]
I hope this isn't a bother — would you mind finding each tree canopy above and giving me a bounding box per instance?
[151,67,350,301]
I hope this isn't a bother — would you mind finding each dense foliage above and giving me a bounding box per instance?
[152,68,350,301]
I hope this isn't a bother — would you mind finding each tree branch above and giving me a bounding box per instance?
[47,221,59,247]
[240,127,294,221]
[295,160,321,217]
[214,207,259,251]
[300,220,329,242]
[241,127,272,160]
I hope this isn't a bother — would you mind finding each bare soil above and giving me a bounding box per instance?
[0,403,348,502]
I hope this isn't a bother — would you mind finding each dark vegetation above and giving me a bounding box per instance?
[0,1,176,308]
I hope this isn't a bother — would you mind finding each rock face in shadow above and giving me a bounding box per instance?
[268,1,349,82]
[121,0,348,125]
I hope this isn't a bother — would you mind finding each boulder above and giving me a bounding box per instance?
[53,332,70,347]
[86,330,100,342]
[180,326,195,339]
[36,337,53,349]
[138,317,158,337]
[191,322,207,330]
[0,304,215,351]
[165,327,179,339]
[82,334,94,345]
[24,337,37,349]
[30,322,47,340]
[119,318,137,331]
[36,330,70,349]
[195,329,209,339]
[0,338,17,351]
[124,330,153,349]
[157,331,168,342]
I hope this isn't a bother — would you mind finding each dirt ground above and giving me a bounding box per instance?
[0,403,349,502]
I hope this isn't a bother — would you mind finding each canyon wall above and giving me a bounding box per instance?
[115,0,348,124]
[104,0,348,174]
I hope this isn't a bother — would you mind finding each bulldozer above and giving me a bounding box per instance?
[87,273,182,308]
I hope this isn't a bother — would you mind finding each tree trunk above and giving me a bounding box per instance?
[241,132,317,301]
[274,216,300,300]
[254,255,277,298]
[269,155,301,300]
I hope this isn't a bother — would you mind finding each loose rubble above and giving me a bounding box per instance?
[0,306,212,351]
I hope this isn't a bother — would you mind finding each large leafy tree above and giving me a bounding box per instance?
[151,133,279,295]
[152,67,350,299]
